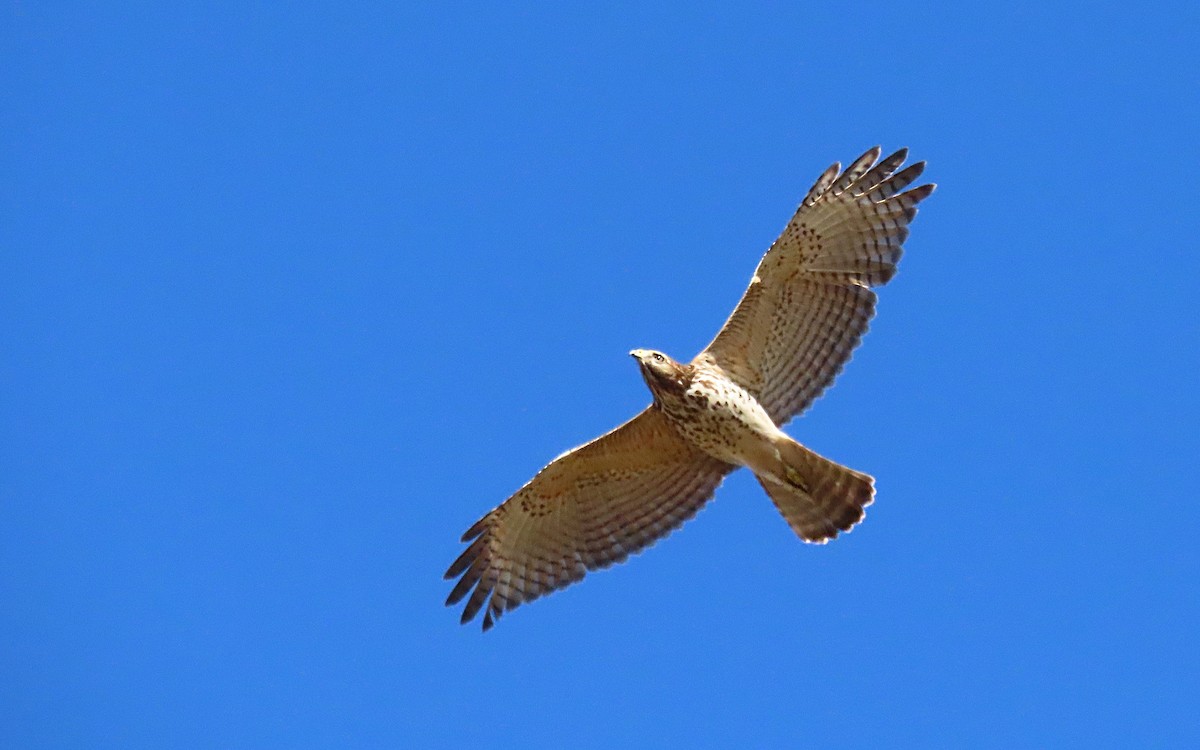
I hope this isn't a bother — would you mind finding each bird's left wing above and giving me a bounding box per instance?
[445,407,733,630]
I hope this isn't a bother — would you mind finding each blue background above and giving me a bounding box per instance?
[4,3,1198,747]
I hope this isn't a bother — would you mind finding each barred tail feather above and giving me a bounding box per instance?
[756,438,874,543]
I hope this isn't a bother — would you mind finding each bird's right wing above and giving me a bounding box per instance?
[445,407,733,631]
[699,147,934,425]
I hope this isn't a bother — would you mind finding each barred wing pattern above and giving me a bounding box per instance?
[700,147,934,424]
[445,408,733,630]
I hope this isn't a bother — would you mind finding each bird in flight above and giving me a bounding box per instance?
[446,147,934,630]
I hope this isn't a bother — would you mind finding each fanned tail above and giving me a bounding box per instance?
[756,437,874,543]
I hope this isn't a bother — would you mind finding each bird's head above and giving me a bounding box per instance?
[630,349,689,400]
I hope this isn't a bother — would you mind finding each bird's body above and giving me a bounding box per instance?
[632,350,778,468]
[445,147,935,630]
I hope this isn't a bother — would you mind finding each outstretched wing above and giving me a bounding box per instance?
[445,407,733,631]
[698,147,934,424]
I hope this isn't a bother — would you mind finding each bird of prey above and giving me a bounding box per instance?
[446,147,934,630]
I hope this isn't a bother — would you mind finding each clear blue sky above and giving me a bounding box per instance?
[4,3,1198,748]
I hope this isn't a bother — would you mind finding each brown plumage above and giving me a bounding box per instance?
[446,147,934,630]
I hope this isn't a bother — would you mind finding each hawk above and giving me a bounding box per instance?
[446,147,934,630]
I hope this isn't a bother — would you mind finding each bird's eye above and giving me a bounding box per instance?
[652,353,664,362]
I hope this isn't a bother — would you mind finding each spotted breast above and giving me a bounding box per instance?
[655,362,782,467]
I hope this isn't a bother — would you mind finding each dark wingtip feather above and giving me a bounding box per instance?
[906,183,936,203]
[854,148,910,196]
[899,183,936,221]
[869,162,925,200]
[445,571,478,606]
[444,555,469,581]
[461,577,494,624]
[460,579,493,624]
[444,535,485,579]
[803,162,841,206]
[834,147,882,193]
[460,515,489,542]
